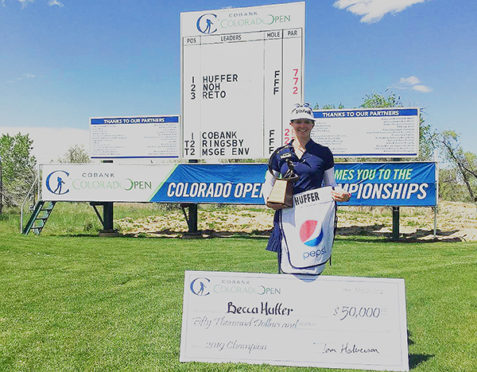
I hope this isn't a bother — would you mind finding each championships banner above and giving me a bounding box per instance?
[334,162,437,207]
[40,162,436,206]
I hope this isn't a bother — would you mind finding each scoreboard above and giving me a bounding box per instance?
[181,2,305,159]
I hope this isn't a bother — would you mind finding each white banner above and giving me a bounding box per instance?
[40,164,175,202]
[90,116,180,159]
[181,2,304,159]
[311,108,420,157]
[181,271,409,371]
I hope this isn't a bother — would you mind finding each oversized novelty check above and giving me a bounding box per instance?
[180,271,409,371]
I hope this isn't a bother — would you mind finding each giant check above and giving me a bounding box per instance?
[180,271,409,371]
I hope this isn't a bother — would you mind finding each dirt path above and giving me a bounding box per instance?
[117,201,477,242]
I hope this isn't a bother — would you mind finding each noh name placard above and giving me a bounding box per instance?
[180,271,409,371]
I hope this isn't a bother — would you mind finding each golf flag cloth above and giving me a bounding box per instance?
[280,187,336,275]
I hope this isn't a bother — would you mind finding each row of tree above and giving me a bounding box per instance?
[0,93,476,211]
[0,135,89,211]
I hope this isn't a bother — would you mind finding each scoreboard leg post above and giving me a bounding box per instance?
[91,201,119,237]
[102,202,114,231]
[392,206,400,241]
[188,203,198,233]
[180,159,202,238]
[180,203,202,239]
[94,160,119,237]
[100,202,119,237]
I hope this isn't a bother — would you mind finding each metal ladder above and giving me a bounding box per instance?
[22,201,56,235]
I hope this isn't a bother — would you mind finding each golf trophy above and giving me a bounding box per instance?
[267,159,299,208]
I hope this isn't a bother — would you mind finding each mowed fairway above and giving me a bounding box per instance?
[0,221,476,371]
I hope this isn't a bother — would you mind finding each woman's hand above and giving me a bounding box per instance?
[331,189,351,202]
[266,200,286,210]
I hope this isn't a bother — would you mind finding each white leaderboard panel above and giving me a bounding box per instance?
[181,2,304,159]
[90,116,180,159]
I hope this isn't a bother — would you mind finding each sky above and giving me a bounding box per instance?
[0,0,476,163]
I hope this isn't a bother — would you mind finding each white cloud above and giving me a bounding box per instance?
[0,127,90,164]
[12,0,64,8]
[334,0,428,23]
[6,73,37,84]
[17,0,34,8]
[412,84,432,93]
[48,0,63,7]
[399,76,420,85]
[392,75,432,93]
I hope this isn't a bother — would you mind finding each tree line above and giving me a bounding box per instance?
[0,137,89,211]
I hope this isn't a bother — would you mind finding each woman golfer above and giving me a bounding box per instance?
[263,103,351,274]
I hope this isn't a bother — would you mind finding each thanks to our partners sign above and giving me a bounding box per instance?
[180,271,409,371]
[311,108,419,158]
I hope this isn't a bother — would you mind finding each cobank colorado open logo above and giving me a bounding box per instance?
[190,277,211,296]
[196,13,217,34]
[46,170,70,195]
[300,220,323,247]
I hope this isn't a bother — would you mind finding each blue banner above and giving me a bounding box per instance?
[313,108,418,119]
[90,116,179,125]
[147,162,436,206]
[150,164,266,204]
[335,162,437,206]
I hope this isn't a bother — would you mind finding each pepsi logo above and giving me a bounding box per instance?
[300,220,323,247]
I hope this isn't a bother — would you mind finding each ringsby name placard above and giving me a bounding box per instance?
[180,271,409,371]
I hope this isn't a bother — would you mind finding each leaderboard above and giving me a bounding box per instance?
[181,2,305,159]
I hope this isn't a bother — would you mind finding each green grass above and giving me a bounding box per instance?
[0,208,476,371]
[3,202,182,236]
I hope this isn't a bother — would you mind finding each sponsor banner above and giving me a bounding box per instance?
[40,162,436,206]
[180,2,305,36]
[335,162,437,206]
[90,115,180,159]
[41,164,176,202]
[311,108,419,157]
[40,164,266,204]
[180,271,409,371]
[181,2,305,159]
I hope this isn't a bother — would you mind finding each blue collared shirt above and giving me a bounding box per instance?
[269,139,334,194]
